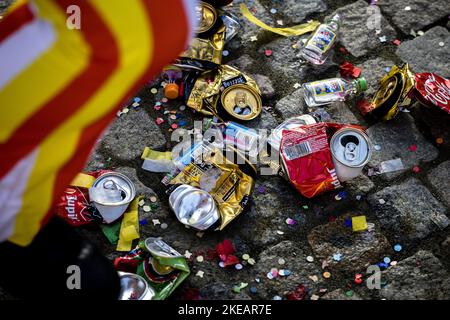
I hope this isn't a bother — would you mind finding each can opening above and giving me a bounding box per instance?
[340,135,359,147]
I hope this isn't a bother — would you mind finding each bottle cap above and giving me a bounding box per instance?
[164,83,179,99]
[356,78,367,92]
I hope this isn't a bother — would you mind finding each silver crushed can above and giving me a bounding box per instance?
[88,172,136,223]
[267,115,317,152]
[330,127,372,182]
[144,237,183,258]
[118,272,155,300]
[169,184,220,231]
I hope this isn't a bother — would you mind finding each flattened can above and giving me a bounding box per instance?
[118,271,155,300]
[330,127,371,182]
[267,115,317,152]
[88,172,136,223]
[169,184,220,231]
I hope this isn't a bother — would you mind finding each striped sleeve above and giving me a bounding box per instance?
[0,0,197,246]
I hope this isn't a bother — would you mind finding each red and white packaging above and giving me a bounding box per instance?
[55,170,109,226]
[280,123,363,198]
[414,72,450,115]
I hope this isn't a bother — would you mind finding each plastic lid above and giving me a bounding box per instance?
[356,78,367,92]
[164,83,179,99]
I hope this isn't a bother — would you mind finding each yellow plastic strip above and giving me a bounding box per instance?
[116,196,142,252]
[69,173,96,188]
[141,147,172,161]
[240,4,320,37]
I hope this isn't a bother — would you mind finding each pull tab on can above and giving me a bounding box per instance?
[330,128,371,182]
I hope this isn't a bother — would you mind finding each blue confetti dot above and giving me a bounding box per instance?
[338,191,347,199]
[378,262,388,269]
[134,97,141,103]
[394,244,402,252]
[178,120,186,126]
[250,287,257,294]
[345,218,352,228]
[383,257,391,264]
[139,219,148,226]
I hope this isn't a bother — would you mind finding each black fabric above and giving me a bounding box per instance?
[0,216,120,300]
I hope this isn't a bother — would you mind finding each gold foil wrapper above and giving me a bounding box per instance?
[187,69,222,113]
[180,24,226,66]
[169,145,254,230]
[187,65,262,119]
[371,64,415,120]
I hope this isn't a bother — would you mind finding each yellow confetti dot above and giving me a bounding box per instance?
[242,254,250,260]
[436,137,444,144]
[150,88,158,94]
[323,271,331,279]
[247,258,256,265]
[138,199,145,207]
[122,107,129,114]
[143,205,151,212]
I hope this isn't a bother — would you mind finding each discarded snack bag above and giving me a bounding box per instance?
[280,123,342,198]
[115,237,190,300]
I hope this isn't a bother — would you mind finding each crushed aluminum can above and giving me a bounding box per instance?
[115,238,190,300]
[118,271,155,300]
[414,72,450,115]
[220,83,262,121]
[88,172,136,224]
[367,64,415,120]
[330,127,372,182]
[169,184,220,231]
[169,143,255,230]
[267,115,318,152]
[195,1,219,36]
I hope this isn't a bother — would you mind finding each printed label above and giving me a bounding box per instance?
[309,79,344,97]
[307,26,336,54]
[222,74,247,88]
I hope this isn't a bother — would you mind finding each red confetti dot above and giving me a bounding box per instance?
[392,39,401,46]
[171,123,178,129]
[412,166,421,173]
[264,49,272,57]
[409,144,417,152]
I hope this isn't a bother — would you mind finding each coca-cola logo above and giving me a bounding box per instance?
[423,74,450,106]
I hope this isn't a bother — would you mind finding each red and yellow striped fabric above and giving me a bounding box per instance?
[0,0,196,246]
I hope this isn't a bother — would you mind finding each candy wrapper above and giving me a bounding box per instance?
[114,238,190,300]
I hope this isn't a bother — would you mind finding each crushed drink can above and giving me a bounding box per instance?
[280,123,342,198]
[267,115,318,152]
[169,142,255,230]
[89,172,136,224]
[330,127,372,182]
[366,64,415,120]
[169,184,220,230]
[118,271,155,300]
[115,238,190,300]
[414,72,450,114]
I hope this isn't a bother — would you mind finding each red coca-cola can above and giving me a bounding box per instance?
[414,72,450,115]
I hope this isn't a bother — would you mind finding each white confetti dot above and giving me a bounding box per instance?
[196,255,204,262]
[222,50,229,56]
[439,42,445,47]
[161,223,168,229]
[143,205,151,212]
[404,6,411,11]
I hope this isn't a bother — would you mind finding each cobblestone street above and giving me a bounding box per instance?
[1,0,450,300]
